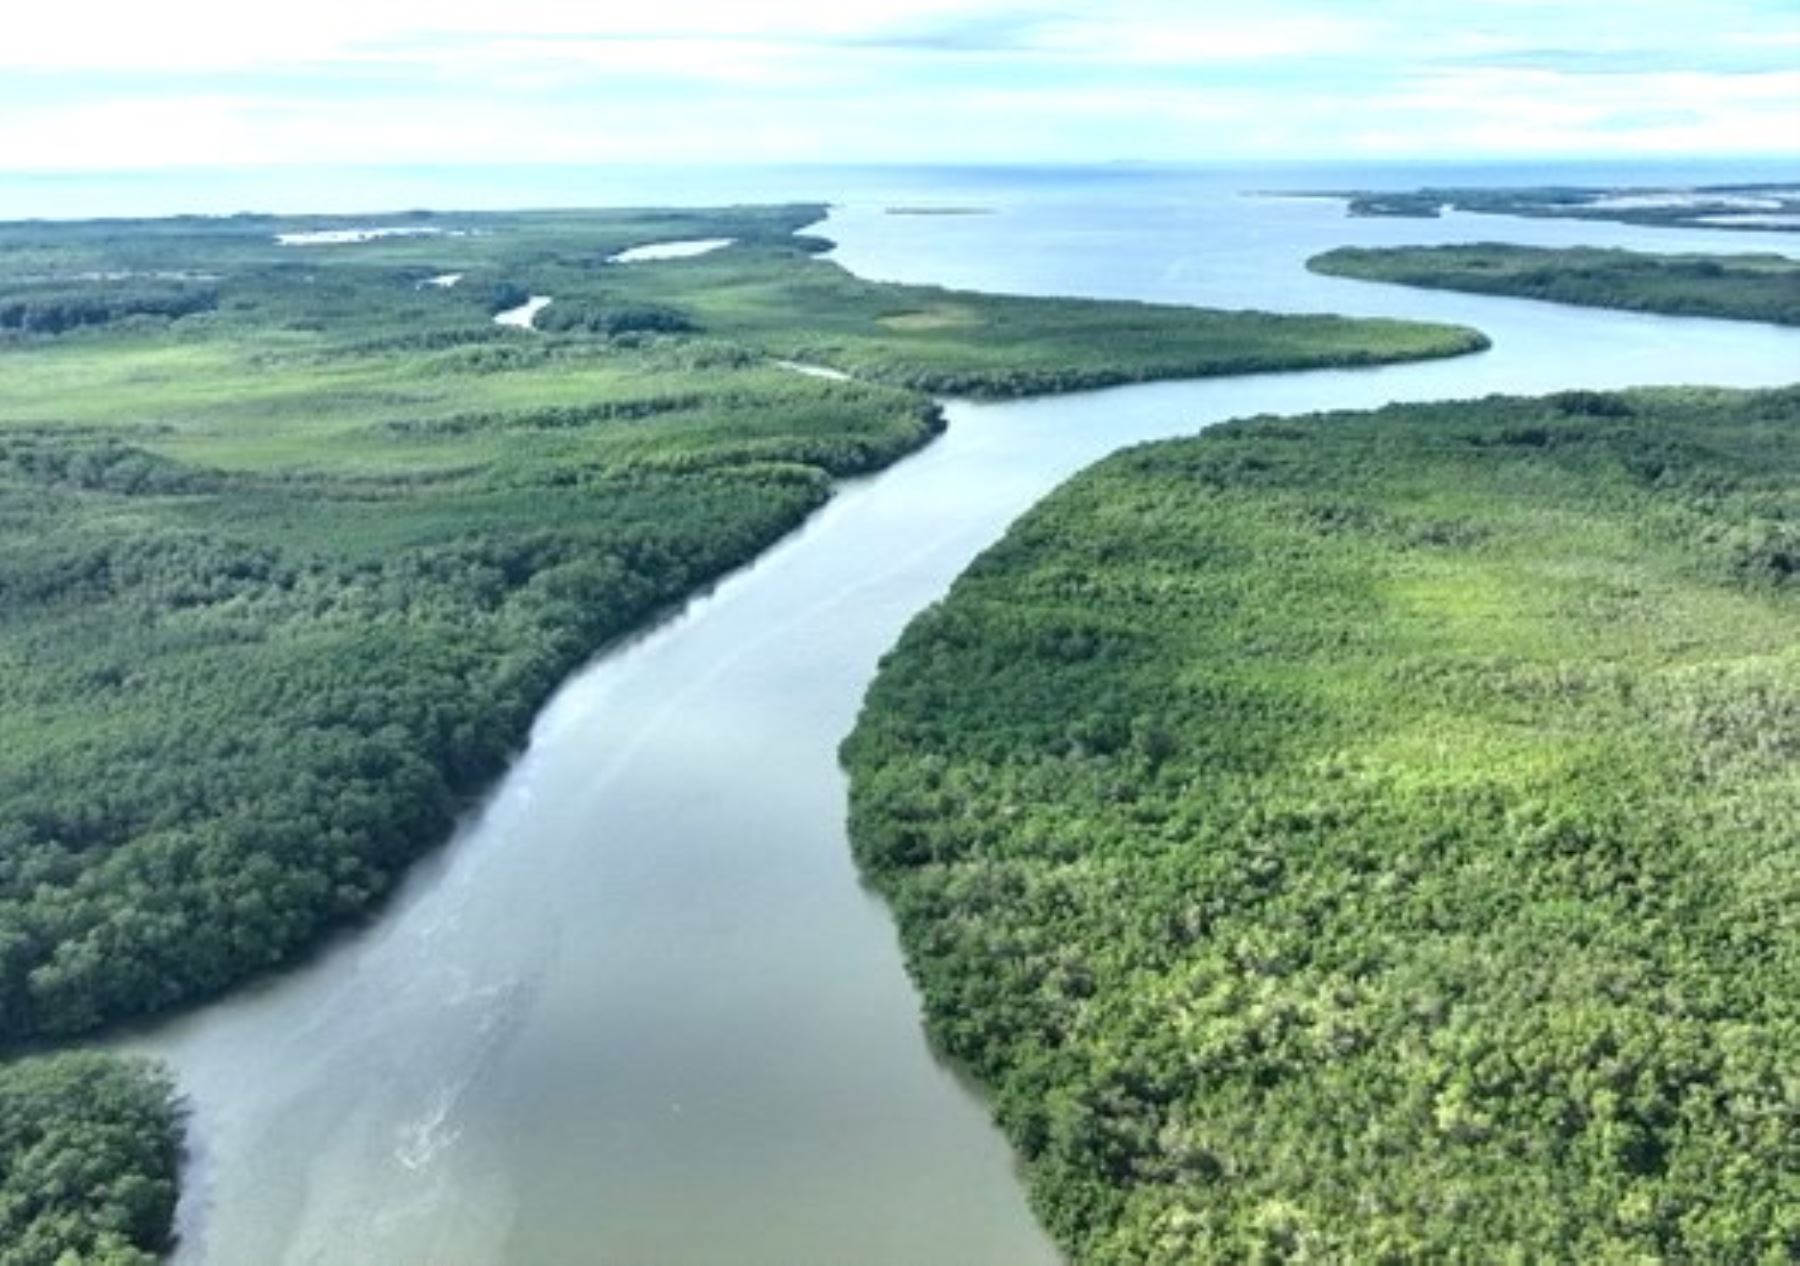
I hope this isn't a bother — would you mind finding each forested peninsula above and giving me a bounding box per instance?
[1313,183,1800,233]
[1310,243,1800,326]
[845,386,1800,1263]
[0,204,1487,1256]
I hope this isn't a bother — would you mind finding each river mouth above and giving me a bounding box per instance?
[124,171,1800,1266]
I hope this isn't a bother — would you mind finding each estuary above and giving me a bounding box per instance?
[126,169,1800,1265]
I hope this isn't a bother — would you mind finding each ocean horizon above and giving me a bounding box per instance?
[2,157,1795,221]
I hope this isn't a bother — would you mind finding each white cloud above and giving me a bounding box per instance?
[0,2,1795,168]
[1356,67,1800,156]
[2,1,1391,74]
[0,0,1012,71]
[1023,13,1368,63]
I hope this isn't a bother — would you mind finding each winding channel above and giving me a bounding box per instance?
[123,186,1800,1266]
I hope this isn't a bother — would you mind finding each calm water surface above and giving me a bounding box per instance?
[122,168,1799,1266]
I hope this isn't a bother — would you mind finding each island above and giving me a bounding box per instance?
[1298,183,1800,232]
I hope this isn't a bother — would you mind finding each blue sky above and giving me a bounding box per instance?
[3,0,1797,170]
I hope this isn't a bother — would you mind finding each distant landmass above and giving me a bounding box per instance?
[884,205,995,216]
[1289,183,1800,232]
[1310,243,1800,326]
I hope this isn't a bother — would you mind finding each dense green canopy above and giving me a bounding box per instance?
[0,203,1478,1044]
[846,386,1800,1263]
[1311,243,1800,326]
[0,200,1495,1260]
[0,1053,179,1266]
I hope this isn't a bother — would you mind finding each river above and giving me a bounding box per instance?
[123,168,1800,1266]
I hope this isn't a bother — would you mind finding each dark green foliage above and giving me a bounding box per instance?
[844,386,1800,1264]
[0,281,217,336]
[0,209,945,1045]
[485,281,531,314]
[533,300,697,337]
[1343,192,1445,219]
[0,455,847,1040]
[0,1053,179,1266]
[1311,243,1800,326]
[0,204,1479,1046]
[0,203,1486,1260]
[1321,183,1800,232]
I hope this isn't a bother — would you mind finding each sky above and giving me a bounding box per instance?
[3,0,1797,171]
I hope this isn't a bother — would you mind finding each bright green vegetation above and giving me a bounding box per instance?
[845,386,1800,1263]
[0,1053,179,1266]
[0,203,1482,1050]
[593,244,1485,398]
[0,203,1484,1260]
[1311,244,1800,326]
[1319,183,1800,232]
[0,208,926,1045]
